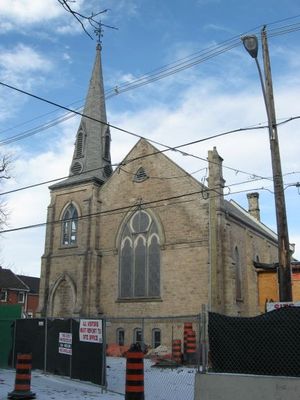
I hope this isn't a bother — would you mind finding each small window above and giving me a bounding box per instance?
[134,167,148,182]
[18,292,25,303]
[117,328,125,346]
[234,247,243,301]
[75,131,84,158]
[0,290,7,302]
[152,329,161,348]
[133,328,142,346]
[104,130,110,160]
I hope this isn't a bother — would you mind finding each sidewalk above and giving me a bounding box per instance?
[0,368,122,400]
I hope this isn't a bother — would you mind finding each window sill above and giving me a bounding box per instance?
[59,244,78,250]
[116,297,162,303]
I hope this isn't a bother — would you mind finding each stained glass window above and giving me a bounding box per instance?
[119,210,160,299]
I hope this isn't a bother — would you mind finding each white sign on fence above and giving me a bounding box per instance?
[266,301,300,312]
[58,332,72,355]
[79,319,103,343]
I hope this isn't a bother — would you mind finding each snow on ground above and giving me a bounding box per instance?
[106,357,196,399]
[0,357,196,400]
[0,368,121,400]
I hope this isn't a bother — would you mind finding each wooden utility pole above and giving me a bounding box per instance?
[261,27,292,301]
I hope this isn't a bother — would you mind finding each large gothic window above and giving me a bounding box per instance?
[62,204,78,246]
[119,210,160,299]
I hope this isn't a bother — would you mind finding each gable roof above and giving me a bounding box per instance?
[101,138,207,192]
[0,267,29,291]
[17,275,40,294]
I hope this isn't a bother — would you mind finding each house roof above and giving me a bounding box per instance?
[224,199,278,243]
[0,267,29,291]
[17,275,40,294]
[253,261,300,271]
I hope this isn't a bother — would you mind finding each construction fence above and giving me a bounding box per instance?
[203,306,300,377]
[10,317,106,386]
[5,313,203,399]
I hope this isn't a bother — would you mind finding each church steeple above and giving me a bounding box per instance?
[70,43,112,182]
[52,44,112,189]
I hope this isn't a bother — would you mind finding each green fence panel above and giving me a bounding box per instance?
[0,305,22,367]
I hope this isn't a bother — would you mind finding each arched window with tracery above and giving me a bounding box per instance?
[119,210,160,299]
[62,204,78,246]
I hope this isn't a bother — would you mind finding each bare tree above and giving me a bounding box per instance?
[0,155,12,229]
[57,0,117,40]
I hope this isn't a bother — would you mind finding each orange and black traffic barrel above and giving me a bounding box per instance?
[125,343,144,400]
[172,339,182,364]
[183,322,193,360]
[8,353,36,399]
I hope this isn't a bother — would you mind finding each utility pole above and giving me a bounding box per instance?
[261,28,292,301]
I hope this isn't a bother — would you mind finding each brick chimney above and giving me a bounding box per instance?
[247,192,260,221]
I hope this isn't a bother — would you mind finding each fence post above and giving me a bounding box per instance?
[201,304,208,373]
[44,318,47,373]
[141,318,145,351]
[197,314,201,372]
[12,319,17,368]
[69,318,73,379]
[101,318,107,393]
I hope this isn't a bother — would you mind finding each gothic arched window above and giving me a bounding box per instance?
[234,246,242,301]
[62,204,78,246]
[119,210,160,299]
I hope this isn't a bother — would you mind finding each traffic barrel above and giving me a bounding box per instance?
[8,353,36,399]
[183,322,193,359]
[125,343,144,400]
[172,339,182,364]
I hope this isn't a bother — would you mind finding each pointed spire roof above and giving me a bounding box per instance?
[51,44,112,190]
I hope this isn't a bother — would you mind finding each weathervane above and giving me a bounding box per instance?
[93,17,118,47]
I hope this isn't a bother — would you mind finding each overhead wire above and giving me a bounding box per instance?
[0,18,299,206]
[0,79,277,182]
[0,182,286,235]
[3,17,300,146]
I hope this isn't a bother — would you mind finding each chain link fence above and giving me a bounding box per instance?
[205,306,300,377]
[105,314,202,399]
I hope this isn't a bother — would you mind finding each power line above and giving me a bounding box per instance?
[3,17,300,146]
[0,182,284,235]
[1,112,300,198]
[0,79,277,181]
[0,122,273,198]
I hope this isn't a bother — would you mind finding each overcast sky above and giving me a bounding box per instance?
[0,0,299,276]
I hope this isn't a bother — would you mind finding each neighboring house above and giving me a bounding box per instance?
[17,275,40,318]
[37,44,291,347]
[0,267,40,317]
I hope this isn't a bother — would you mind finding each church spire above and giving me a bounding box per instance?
[69,43,112,182]
[53,44,112,189]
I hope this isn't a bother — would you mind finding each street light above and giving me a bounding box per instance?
[241,29,292,302]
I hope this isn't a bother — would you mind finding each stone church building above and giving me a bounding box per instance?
[37,44,280,345]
